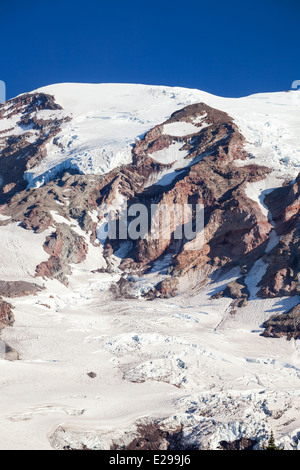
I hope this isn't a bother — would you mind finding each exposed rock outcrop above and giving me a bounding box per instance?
[0,280,43,298]
[219,438,258,451]
[0,93,70,203]
[257,175,300,298]
[94,102,272,298]
[1,171,107,283]
[35,224,89,285]
[0,300,14,327]
[213,277,249,308]
[261,303,300,340]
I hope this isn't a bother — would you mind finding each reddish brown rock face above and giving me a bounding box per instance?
[0,91,298,307]
[0,93,70,203]
[257,175,300,299]
[35,225,89,285]
[264,173,300,235]
[101,103,272,287]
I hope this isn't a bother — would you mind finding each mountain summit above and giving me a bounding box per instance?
[0,83,300,450]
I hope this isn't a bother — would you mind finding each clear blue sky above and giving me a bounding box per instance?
[1,0,299,99]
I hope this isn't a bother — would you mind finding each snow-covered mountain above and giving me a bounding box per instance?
[0,83,299,450]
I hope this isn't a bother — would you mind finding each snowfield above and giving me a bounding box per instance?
[0,83,300,450]
[1,269,300,449]
[22,83,300,188]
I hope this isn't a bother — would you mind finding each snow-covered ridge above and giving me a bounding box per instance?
[14,83,300,188]
[23,84,210,187]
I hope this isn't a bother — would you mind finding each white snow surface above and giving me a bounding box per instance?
[0,223,52,282]
[23,84,211,187]
[14,83,300,187]
[0,84,300,449]
[162,120,210,137]
[1,266,300,449]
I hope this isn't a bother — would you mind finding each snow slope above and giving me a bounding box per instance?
[0,223,52,283]
[1,269,300,449]
[22,83,300,188]
[24,84,209,187]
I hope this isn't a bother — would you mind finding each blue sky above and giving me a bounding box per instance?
[1,0,299,99]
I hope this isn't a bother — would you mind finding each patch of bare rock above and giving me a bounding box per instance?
[261,302,300,340]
